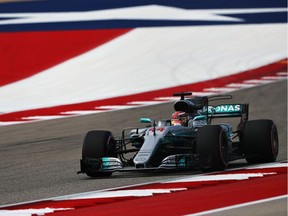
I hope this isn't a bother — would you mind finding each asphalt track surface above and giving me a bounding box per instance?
[0,80,287,214]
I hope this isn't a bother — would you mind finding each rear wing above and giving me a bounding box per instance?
[205,103,249,123]
[172,92,249,123]
[208,104,247,117]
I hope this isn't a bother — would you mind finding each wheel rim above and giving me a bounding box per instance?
[271,127,279,157]
[220,132,228,164]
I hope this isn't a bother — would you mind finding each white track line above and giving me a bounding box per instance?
[21,115,69,120]
[60,110,105,115]
[186,195,288,216]
[127,101,170,105]
[243,79,273,84]
[277,72,288,76]
[96,105,140,110]
[203,87,239,92]
[262,76,287,80]
[226,83,257,88]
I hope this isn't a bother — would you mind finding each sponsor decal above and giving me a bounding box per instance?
[149,127,165,133]
[215,104,242,113]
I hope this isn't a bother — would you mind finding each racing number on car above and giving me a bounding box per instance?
[149,127,165,135]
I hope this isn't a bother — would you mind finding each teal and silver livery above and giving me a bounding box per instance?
[78,92,278,178]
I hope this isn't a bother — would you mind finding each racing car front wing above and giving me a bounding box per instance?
[78,154,198,175]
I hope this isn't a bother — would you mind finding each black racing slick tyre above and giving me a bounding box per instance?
[196,125,229,171]
[242,120,278,164]
[82,130,116,177]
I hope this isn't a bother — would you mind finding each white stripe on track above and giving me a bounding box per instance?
[0,24,285,114]
[185,195,288,216]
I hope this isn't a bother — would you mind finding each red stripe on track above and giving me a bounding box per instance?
[0,29,131,87]
[0,59,286,122]
[48,168,288,215]
[1,165,287,215]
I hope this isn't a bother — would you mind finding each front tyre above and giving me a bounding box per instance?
[242,120,278,164]
[196,125,229,171]
[82,130,116,177]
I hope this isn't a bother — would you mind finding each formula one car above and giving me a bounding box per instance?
[77,92,279,177]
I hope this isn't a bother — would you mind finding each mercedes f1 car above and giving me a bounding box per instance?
[77,92,279,177]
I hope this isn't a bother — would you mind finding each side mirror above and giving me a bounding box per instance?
[140,118,152,123]
[193,115,206,121]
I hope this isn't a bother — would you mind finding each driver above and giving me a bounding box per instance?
[171,110,207,128]
[171,111,189,126]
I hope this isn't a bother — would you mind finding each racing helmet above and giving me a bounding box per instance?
[171,111,189,126]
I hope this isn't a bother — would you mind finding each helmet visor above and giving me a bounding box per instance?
[171,119,182,126]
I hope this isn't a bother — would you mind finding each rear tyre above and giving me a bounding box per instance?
[242,120,278,164]
[82,130,116,177]
[196,125,229,171]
